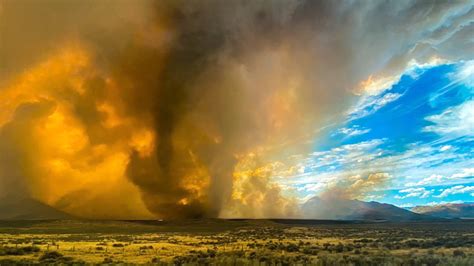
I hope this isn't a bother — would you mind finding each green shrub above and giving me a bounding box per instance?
[0,246,40,256]
[453,249,465,257]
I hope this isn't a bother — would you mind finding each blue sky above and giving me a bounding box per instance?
[283,61,473,207]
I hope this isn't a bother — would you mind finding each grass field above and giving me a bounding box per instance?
[0,219,472,265]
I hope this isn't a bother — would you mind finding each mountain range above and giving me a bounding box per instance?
[0,196,472,221]
[410,202,474,219]
[301,196,435,221]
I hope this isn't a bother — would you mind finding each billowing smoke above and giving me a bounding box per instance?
[0,0,472,219]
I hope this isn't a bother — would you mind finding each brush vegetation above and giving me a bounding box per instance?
[0,220,472,265]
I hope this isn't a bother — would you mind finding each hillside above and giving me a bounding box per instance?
[411,203,474,219]
[0,197,73,220]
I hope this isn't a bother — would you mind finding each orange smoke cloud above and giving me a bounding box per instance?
[0,44,154,219]
[221,153,300,218]
[0,1,360,219]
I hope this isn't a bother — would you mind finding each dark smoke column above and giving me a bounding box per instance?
[124,3,242,219]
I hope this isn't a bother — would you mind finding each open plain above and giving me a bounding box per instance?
[0,219,472,265]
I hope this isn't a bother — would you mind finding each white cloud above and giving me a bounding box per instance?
[435,185,474,198]
[424,100,474,138]
[285,136,473,201]
[348,93,403,119]
[405,174,444,187]
[281,132,473,201]
[396,187,433,199]
[449,168,474,179]
[440,145,452,151]
[454,61,474,88]
[336,126,371,137]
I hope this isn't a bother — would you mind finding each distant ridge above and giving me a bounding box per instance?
[411,203,474,219]
[0,197,73,220]
[4,196,465,221]
[302,196,436,221]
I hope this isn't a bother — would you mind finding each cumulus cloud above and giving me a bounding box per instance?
[307,172,391,202]
[348,173,391,198]
[395,187,433,199]
[435,185,474,198]
[449,168,474,179]
[405,174,444,187]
